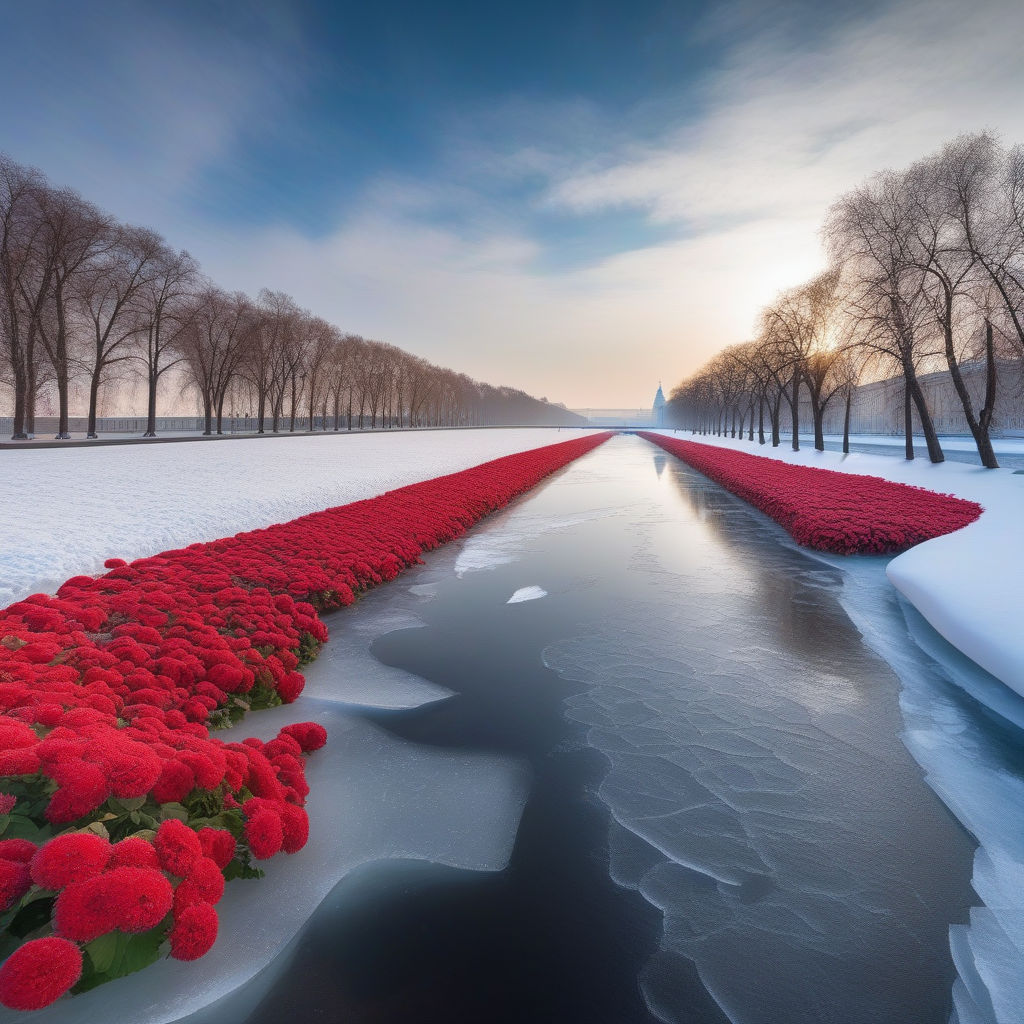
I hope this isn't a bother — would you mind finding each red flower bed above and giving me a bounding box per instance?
[640,433,982,554]
[0,431,610,1007]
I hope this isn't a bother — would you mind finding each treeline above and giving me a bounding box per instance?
[0,154,582,439]
[668,133,1024,468]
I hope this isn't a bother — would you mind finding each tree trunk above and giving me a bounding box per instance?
[203,397,213,436]
[25,348,37,437]
[790,372,800,451]
[943,315,998,469]
[770,390,782,447]
[10,359,27,439]
[812,400,825,452]
[903,379,914,460]
[86,368,101,438]
[757,393,765,445]
[145,372,158,436]
[977,320,1000,469]
[842,388,852,455]
[54,285,71,438]
[906,365,944,463]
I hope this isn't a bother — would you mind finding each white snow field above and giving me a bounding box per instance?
[0,427,602,606]
[651,429,1024,696]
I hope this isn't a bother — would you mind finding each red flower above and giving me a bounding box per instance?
[45,760,110,824]
[0,858,31,910]
[640,433,982,555]
[31,833,111,890]
[108,836,161,871]
[281,721,327,752]
[151,759,196,803]
[53,874,118,941]
[0,794,16,815]
[244,808,283,860]
[173,856,225,911]
[0,838,35,863]
[153,819,203,877]
[0,936,83,1010]
[278,803,310,854]
[169,902,219,961]
[197,827,236,870]
[106,866,174,933]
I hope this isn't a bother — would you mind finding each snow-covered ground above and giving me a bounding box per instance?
[0,428,602,606]
[651,429,1024,696]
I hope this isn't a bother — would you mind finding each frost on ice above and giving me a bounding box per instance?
[507,586,547,604]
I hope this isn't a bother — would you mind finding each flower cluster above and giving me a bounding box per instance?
[0,432,610,1009]
[640,434,982,555]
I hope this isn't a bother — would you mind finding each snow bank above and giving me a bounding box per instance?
[651,430,1024,696]
[0,428,601,606]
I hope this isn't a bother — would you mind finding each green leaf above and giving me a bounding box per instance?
[85,932,120,973]
[5,893,56,938]
[117,928,167,976]
[223,858,264,882]
[111,796,147,813]
[74,928,168,993]
[159,803,189,823]
[82,820,110,841]
[0,814,52,843]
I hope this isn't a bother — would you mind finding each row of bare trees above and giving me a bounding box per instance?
[1,154,580,439]
[667,132,1024,468]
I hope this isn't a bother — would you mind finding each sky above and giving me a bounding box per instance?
[2,0,1023,408]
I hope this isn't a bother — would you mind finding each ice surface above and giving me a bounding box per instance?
[506,585,547,603]
[533,438,975,1024]
[0,428,603,605]
[801,547,1024,1024]
[8,552,529,1024]
[454,510,608,576]
[649,429,1024,695]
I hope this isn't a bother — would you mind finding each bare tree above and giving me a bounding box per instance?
[180,287,251,435]
[136,246,198,436]
[78,225,165,436]
[826,173,945,462]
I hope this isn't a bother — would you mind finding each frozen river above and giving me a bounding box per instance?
[30,434,1021,1024]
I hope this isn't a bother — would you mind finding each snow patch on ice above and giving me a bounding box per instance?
[507,586,547,604]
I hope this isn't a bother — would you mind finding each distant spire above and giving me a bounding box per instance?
[653,381,666,426]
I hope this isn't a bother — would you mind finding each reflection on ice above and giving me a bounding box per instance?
[541,438,977,1024]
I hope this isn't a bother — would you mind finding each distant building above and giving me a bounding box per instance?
[653,383,666,427]
[571,385,669,428]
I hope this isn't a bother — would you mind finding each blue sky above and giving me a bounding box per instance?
[2,0,1022,406]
